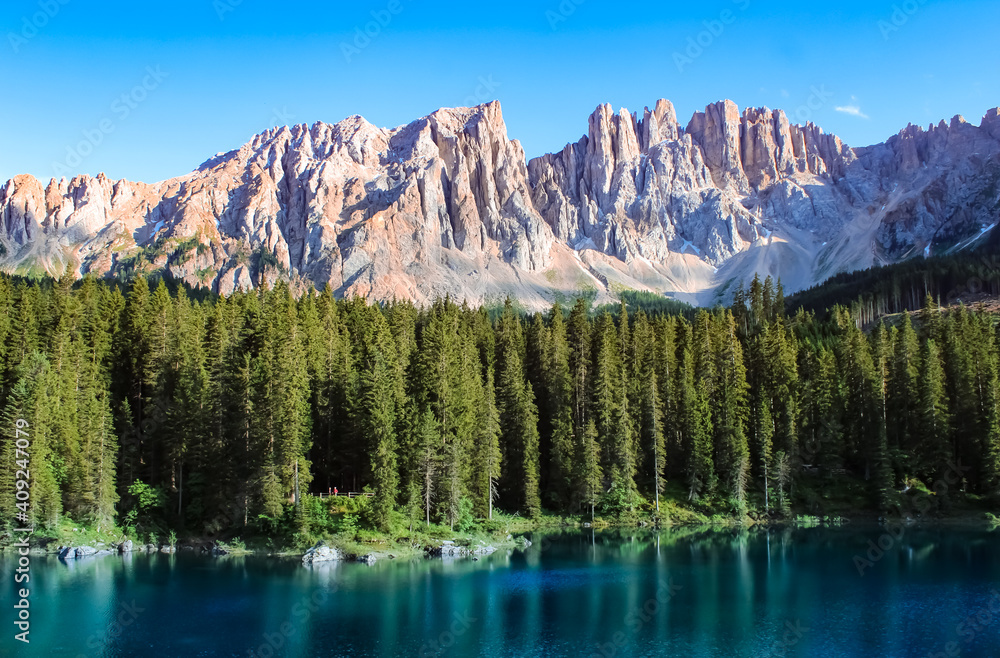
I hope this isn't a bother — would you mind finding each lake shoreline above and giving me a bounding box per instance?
[5,511,996,565]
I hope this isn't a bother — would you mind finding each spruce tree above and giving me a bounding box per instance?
[543,303,576,508]
[712,310,750,505]
[358,310,400,531]
[473,365,502,520]
[677,321,714,501]
[579,419,602,522]
[890,312,920,456]
[917,339,951,479]
[591,311,636,512]
[496,300,541,518]
[567,298,591,446]
[633,311,666,512]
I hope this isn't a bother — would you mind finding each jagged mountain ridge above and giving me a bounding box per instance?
[2,99,999,307]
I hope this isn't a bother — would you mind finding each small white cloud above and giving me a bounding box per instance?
[780,89,790,98]
[835,104,870,119]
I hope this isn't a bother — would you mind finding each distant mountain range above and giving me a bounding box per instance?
[2,99,998,307]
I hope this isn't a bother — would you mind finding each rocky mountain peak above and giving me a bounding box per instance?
[2,99,999,308]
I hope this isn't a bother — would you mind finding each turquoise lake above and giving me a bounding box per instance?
[2,527,1000,657]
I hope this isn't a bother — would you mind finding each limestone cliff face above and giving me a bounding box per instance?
[0,102,553,301]
[527,99,863,268]
[2,99,999,307]
[529,99,1000,297]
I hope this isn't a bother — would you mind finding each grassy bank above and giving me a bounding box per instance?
[4,473,997,557]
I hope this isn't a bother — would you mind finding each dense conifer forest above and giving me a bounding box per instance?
[787,248,1000,322]
[1,269,998,541]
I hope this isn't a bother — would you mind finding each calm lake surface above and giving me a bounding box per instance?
[3,526,1000,657]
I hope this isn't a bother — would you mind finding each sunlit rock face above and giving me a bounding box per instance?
[3,100,999,308]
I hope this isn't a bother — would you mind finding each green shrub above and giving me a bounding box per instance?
[598,484,646,520]
[454,497,477,533]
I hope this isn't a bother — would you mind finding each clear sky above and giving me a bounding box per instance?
[1,0,997,184]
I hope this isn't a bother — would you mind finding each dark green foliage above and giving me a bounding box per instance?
[496,300,542,518]
[1,270,998,538]
[786,250,1000,322]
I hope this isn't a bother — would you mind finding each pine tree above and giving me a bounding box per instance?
[579,419,602,522]
[415,300,478,526]
[412,405,439,527]
[544,303,576,509]
[889,312,920,457]
[984,367,1000,499]
[591,311,636,512]
[0,353,62,527]
[633,311,666,512]
[711,310,750,504]
[306,287,355,494]
[941,307,977,478]
[496,300,542,518]
[765,321,800,457]
[870,321,895,508]
[970,310,1000,496]
[567,298,591,448]
[268,284,313,510]
[473,365,502,519]
[917,339,951,479]
[921,292,942,342]
[164,289,209,523]
[800,346,842,473]
[358,310,400,531]
[677,321,714,501]
[835,307,879,478]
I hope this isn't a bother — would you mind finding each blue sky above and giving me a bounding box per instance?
[1,0,996,184]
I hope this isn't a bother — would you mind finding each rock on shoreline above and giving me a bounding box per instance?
[425,540,498,558]
[58,545,115,559]
[302,542,342,565]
